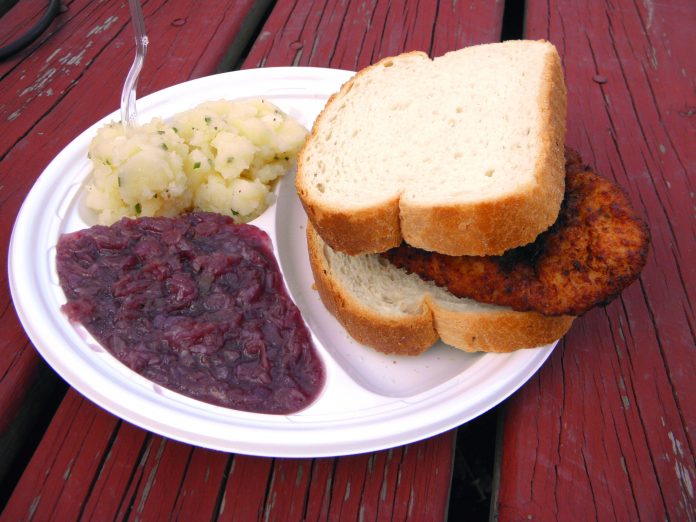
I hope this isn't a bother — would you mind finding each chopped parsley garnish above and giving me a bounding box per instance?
[134,202,142,214]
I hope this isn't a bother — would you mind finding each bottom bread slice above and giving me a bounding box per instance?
[307,224,575,355]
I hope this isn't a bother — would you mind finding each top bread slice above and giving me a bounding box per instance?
[296,40,567,256]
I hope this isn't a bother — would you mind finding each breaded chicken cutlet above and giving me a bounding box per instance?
[382,149,650,316]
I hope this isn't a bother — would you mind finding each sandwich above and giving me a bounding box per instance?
[295,40,649,354]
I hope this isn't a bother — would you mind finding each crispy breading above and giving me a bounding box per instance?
[383,149,650,316]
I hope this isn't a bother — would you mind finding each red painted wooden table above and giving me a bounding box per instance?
[1,0,693,520]
[494,2,695,521]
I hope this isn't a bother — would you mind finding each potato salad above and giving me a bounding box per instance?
[84,99,307,224]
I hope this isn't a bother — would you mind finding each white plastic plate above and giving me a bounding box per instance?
[8,67,556,457]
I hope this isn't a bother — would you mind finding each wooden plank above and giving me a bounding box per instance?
[0,0,258,450]
[170,448,231,519]
[301,459,336,520]
[2,388,456,521]
[120,438,229,521]
[218,455,273,520]
[341,450,402,520]
[495,1,695,521]
[263,458,315,520]
[242,0,504,70]
[78,420,150,520]
[3,390,234,520]
[1,390,120,520]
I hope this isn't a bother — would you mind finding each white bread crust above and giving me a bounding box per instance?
[297,41,567,256]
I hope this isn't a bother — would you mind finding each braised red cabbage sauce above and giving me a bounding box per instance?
[56,212,324,414]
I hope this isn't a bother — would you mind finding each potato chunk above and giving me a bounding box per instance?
[85,98,307,224]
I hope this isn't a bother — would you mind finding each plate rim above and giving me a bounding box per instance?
[8,66,556,457]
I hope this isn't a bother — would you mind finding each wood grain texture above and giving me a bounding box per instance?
[242,0,504,70]
[496,1,695,521]
[1,390,457,521]
[0,0,256,436]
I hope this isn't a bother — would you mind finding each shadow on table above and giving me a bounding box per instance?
[448,408,497,520]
